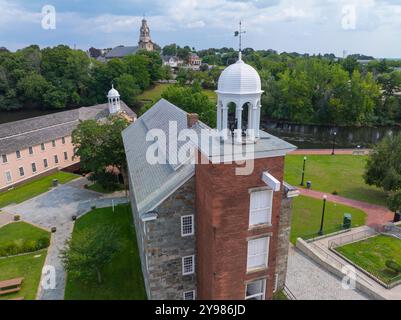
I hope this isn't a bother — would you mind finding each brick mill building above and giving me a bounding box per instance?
[0,86,136,192]
[123,52,299,300]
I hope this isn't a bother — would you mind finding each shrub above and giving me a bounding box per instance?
[385,260,401,274]
[0,237,51,257]
[14,215,21,221]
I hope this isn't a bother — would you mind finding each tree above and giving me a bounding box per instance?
[124,55,150,90]
[72,116,131,190]
[161,84,216,127]
[43,86,67,109]
[364,133,401,211]
[162,43,177,56]
[60,225,121,284]
[17,73,50,104]
[115,73,140,107]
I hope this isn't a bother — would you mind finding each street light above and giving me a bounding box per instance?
[331,131,337,155]
[318,195,328,236]
[300,156,307,186]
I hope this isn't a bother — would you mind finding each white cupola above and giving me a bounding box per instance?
[216,53,264,142]
[107,84,121,114]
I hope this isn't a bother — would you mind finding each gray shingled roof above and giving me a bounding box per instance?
[122,99,195,216]
[0,102,135,155]
[105,46,139,59]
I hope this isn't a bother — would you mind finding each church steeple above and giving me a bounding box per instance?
[138,17,154,51]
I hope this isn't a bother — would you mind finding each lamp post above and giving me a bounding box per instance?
[300,156,307,186]
[331,131,337,155]
[318,195,328,236]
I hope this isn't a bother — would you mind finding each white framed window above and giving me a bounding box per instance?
[183,290,196,300]
[181,215,194,237]
[31,163,37,173]
[247,237,269,271]
[52,140,56,147]
[64,151,68,161]
[245,279,266,300]
[5,171,12,184]
[29,147,34,155]
[182,255,195,275]
[54,155,59,164]
[19,167,25,177]
[1,154,7,164]
[249,190,273,227]
[16,150,21,159]
[41,143,45,151]
[62,137,66,144]
[43,158,48,168]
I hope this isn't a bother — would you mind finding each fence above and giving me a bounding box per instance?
[328,228,377,249]
[283,285,297,300]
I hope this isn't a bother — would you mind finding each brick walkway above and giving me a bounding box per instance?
[290,149,371,155]
[299,189,394,228]
[0,211,13,227]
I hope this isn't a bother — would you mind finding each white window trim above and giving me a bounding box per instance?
[41,143,46,152]
[31,162,37,173]
[245,279,266,300]
[51,140,56,148]
[183,290,196,300]
[181,215,195,237]
[43,158,49,168]
[54,155,59,164]
[249,189,273,227]
[247,237,270,272]
[28,147,34,156]
[2,154,8,164]
[5,170,12,184]
[182,255,195,275]
[64,151,68,161]
[18,166,25,177]
[16,150,22,159]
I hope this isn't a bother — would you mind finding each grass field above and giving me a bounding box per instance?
[87,182,124,194]
[285,155,387,206]
[64,204,146,300]
[290,196,367,244]
[0,222,49,245]
[336,235,401,284]
[0,249,47,300]
[0,171,78,209]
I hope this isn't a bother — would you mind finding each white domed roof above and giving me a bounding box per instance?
[217,58,262,94]
[107,85,120,98]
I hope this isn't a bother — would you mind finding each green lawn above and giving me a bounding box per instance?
[0,171,78,209]
[290,196,366,244]
[87,182,124,194]
[0,249,47,300]
[64,204,146,300]
[336,235,401,284]
[137,83,173,104]
[285,155,387,206]
[0,222,49,245]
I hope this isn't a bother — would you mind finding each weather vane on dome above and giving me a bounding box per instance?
[234,21,246,60]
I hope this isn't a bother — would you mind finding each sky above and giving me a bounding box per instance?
[1,0,401,58]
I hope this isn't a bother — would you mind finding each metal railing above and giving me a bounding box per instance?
[328,228,377,249]
[283,285,297,300]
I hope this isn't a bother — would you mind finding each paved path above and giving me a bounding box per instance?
[0,211,13,227]
[3,178,128,300]
[286,246,369,300]
[290,149,371,155]
[299,189,394,228]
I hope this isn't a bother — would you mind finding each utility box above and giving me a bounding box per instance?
[343,213,352,229]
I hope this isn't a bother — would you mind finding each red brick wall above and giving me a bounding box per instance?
[196,151,285,300]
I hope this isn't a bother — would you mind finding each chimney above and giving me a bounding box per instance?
[187,113,199,128]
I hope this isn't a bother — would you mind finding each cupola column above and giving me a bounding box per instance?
[222,104,229,140]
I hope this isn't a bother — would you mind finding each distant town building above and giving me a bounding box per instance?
[188,53,202,69]
[162,55,183,69]
[0,87,136,192]
[105,18,154,60]
[122,51,299,300]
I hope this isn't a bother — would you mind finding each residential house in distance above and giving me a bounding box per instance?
[0,86,136,192]
[122,52,299,300]
[162,55,183,69]
[187,53,202,70]
[106,18,154,60]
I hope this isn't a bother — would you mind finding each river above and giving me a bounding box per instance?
[0,109,399,149]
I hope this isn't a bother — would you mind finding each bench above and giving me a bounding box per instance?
[0,277,24,296]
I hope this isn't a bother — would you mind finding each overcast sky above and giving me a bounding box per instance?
[1,0,401,58]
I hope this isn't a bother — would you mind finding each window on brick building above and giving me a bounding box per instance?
[64,152,68,161]
[181,215,194,237]
[29,147,34,155]
[16,150,21,159]
[31,163,37,173]
[249,190,273,226]
[52,140,56,147]
[245,279,266,300]
[247,237,269,271]
[182,255,195,275]
[43,158,48,168]
[183,290,196,300]
[54,155,59,164]
[62,137,66,144]
[2,154,7,163]
[41,143,45,151]
[19,167,25,177]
